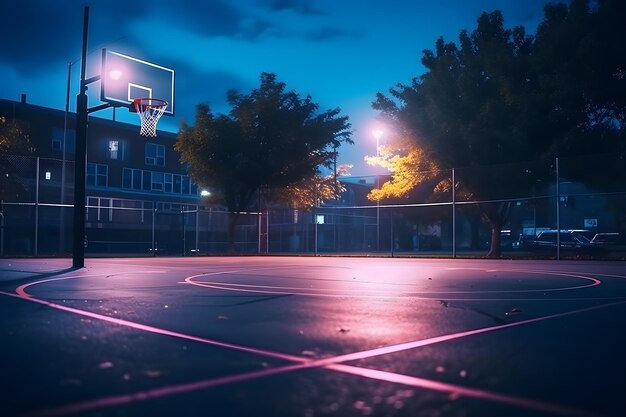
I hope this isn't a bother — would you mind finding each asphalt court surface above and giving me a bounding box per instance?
[1,257,625,417]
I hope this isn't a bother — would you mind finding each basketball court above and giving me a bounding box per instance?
[1,256,625,417]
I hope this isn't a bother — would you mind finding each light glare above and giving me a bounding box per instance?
[109,70,123,80]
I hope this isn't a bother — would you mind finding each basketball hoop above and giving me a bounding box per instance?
[133,98,168,137]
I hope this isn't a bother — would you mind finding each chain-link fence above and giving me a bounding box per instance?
[1,154,625,259]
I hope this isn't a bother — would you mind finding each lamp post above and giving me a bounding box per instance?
[372,129,383,252]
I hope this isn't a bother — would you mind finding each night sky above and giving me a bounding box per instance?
[0,0,555,175]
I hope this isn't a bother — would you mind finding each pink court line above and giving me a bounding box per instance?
[0,290,305,363]
[4,291,624,416]
[327,364,603,417]
[23,361,603,417]
[21,362,314,417]
[184,270,602,297]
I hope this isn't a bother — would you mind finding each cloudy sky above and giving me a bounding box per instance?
[1,0,555,175]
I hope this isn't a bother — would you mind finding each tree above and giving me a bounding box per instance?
[175,72,352,248]
[0,116,34,199]
[271,163,353,209]
[373,10,537,256]
[364,136,440,201]
[372,1,625,257]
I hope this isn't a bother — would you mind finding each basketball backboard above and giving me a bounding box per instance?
[100,49,175,115]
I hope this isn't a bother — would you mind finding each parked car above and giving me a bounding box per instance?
[523,229,604,253]
[590,232,620,246]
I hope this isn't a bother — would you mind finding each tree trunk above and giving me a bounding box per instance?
[483,202,511,258]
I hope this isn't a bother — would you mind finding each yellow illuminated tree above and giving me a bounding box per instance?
[364,135,441,201]
[272,163,353,208]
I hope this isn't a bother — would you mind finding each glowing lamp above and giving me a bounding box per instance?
[109,69,123,80]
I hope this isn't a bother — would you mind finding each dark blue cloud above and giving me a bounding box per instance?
[264,0,327,15]
[0,1,84,75]
[0,0,253,75]
[304,27,363,42]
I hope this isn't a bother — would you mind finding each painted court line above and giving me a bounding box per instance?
[0,290,305,363]
[183,269,603,297]
[22,361,603,417]
[20,362,313,417]
[2,286,622,417]
[327,364,602,417]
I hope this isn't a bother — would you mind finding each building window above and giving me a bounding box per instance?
[108,140,119,159]
[164,173,173,193]
[52,127,76,154]
[152,172,164,191]
[87,163,108,187]
[108,139,127,160]
[133,169,142,190]
[145,143,165,166]
[121,168,195,195]
[143,171,151,190]
[122,168,132,189]
[173,174,182,193]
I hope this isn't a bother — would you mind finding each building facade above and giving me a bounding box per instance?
[1,97,202,256]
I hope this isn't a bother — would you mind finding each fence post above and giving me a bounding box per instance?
[452,167,456,258]
[258,211,261,254]
[314,209,318,256]
[556,157,561,260]
[0,200,4,257]
[152,207,156,257]
[195,207,199,253]
[266,211,270,254]
[390,207,394,258]
[181,208,186,256]
[35,156,39,256]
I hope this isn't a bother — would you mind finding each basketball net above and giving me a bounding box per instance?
[133,98,168,137]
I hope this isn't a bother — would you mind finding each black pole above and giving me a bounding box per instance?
[72,6,89,268]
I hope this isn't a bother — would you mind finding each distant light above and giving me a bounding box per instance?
[200,190,211,197]
[109,70,123,80]
[372,129,384,140]
[45,171,51,180]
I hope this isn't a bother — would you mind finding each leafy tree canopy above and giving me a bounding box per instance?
[0,116,34,199]
[0,116,33,154]
[370,0,625,256]
[175,72,352,213]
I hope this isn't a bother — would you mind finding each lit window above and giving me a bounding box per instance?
[108,140,119,159]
